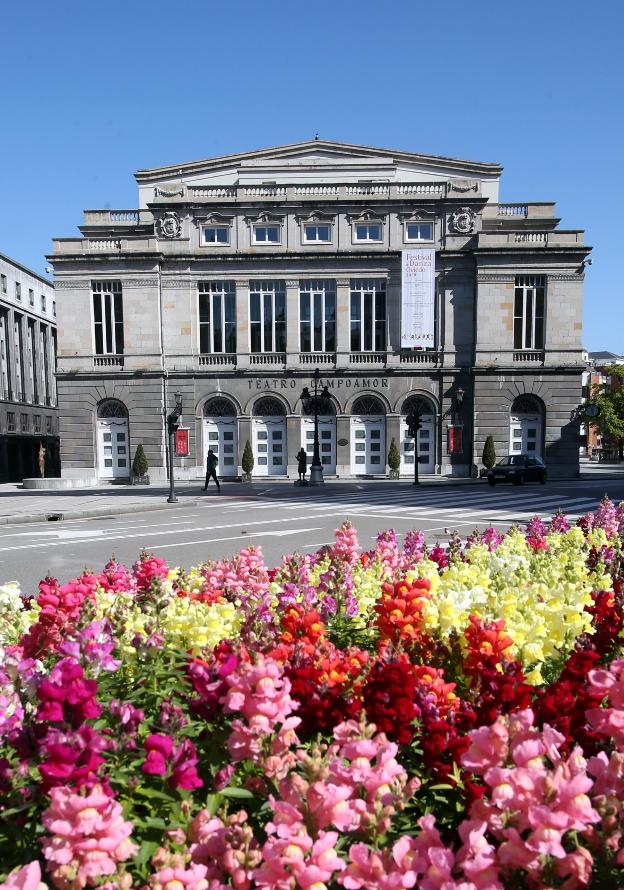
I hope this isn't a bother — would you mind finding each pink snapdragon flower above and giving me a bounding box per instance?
[150,861,209,890]
[59,621,120,675]
[132,553,169,591]
[141,734,202,790]
[41,784,137,886]
[587,659,624,748]
[0,862,48,890]
[36,658,101,725]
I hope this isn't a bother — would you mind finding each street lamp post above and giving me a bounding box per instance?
[300,368,331,485]
[166,391,183,504]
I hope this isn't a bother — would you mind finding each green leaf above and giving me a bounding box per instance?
[219,786,255,799]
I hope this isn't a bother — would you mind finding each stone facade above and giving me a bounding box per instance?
[50,140,590,482]
[0,253,59,481]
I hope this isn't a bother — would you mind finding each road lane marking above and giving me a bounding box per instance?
[146,527,323,550]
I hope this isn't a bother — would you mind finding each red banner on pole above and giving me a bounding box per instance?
[448,426,463,455]
[175,428,189,457]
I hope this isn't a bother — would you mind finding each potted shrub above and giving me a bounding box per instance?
[481,435,496,478]
[387,437,401,479]
[131,444,150,485]
[241,439,254,482]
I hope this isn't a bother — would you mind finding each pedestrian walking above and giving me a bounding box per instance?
[296,447,308,482]
[203,448,221,491]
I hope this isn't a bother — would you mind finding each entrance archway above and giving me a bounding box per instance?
[350,395,386,474]
[510,395,544,458]
[300,399,336,475]
[97,399,129,479]
[203,397,238,478]
[252,397,287,476]
[401,395,436,475]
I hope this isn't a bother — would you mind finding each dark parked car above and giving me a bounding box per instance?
[487,455,547,486]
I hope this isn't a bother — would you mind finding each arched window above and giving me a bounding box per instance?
[511,395,543,414]
[204,397,236,417]
[402,395,435,416]
[97,399,127,418]
[352,395,385,416]
[302,397,336,416]
[253,397,286,416]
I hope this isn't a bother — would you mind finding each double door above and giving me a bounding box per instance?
[252,417,287,476]
[400,414,435,474]
[301,417,336,475]
[203,418,238,477]
[350,416,386,474]
[97,418,129,479]
[510,413,542,458]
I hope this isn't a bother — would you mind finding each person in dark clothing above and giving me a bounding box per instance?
[296,447,308,482]
[203,448,221,491]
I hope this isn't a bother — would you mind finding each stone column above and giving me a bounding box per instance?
[285,279,299,369]
[235,278,250,370]
[386,273,401,363]
[286,414,300,479]
[386,414,401,476]
[335,278,350,369]
[335,414,350,477]
[5,307,15,400]
[238,416,251,477]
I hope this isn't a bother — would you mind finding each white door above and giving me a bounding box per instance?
[253,417,287,476]
[510,413,543,458]
[203,418,238,478]
[400,414,435,474]
[351,416,386,474]
[97,418,129,479]
[301,417,337,475]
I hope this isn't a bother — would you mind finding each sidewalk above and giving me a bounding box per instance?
[0,463,622,526]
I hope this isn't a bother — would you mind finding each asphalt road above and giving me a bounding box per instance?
[2,477,624,594]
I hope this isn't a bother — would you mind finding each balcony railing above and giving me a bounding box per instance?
[349,352,386,365]
[94,355,125,367]
[199,354,236,367]
[400,350,441,364]
[299,352,336,365]
[513,350,545,363]
[249,353,286,366]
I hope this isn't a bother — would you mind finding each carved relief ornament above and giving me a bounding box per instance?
[158,212,182,239]
[450,207,477,234]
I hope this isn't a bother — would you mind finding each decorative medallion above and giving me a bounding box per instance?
[450,207,477,234]
[159,212,182,239]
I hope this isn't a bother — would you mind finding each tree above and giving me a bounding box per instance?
[387,438,401,473]
[241,440,254,476]
[482,436,497,469]
[132,444,149,477]
[584,365,624,459]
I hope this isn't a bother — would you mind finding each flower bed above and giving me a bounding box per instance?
[1,497,623,889]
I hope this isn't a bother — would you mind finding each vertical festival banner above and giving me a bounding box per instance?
[401,249,436,348]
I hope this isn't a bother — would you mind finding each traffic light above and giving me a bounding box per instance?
[405,411,420,439]
[167,412,181,436]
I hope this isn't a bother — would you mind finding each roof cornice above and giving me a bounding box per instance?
[135,140,503,183]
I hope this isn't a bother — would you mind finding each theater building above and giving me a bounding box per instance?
[50,140,589,482]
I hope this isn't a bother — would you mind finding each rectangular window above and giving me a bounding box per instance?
[249,281,286,353]
[41,325,50,404]
[28,319,38,403]
[41,294,46,312]
[350,279,386,351]
[0,311,11,400]
[405,221,433,241]
[7,411,16,432]
[303,224,331,243]
[253,225,280,244]
[34,414,41,433]
[354,223,382,242]
[52,301,56,317]
[20,413,28,432]
[0,274,6,293]
[14,315,25,400]
[15,282,21,301]
[29,288,35,306]
[514,275,545,349]
[202,226,230,245]
[92,281,124,355]
[46,415,53,434]
[299,280,336,353]
[198,281,236,353]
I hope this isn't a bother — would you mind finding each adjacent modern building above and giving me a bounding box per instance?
[50,140,590,482]
[0,254,59,482]
[581,351,624,459]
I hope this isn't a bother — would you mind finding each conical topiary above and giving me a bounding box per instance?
[132,444,149,477]
[388,437,401,472]
[482,435,497,470]
[241,439,254,476]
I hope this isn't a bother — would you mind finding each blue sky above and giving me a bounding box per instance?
[2,0,622,351]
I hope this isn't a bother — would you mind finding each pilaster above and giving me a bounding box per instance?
[335,278,350,369]
[285,279,299,368]
[235,279,250,369]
